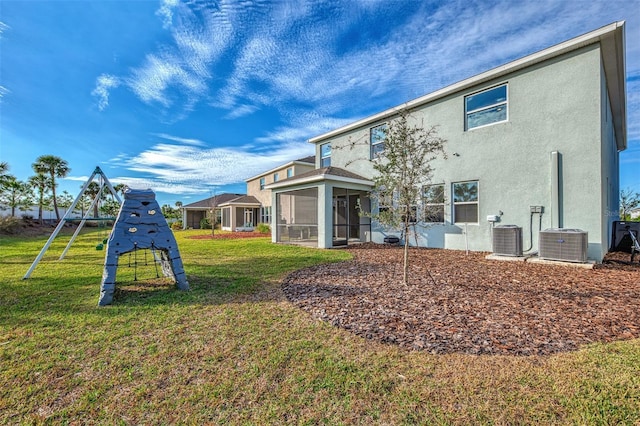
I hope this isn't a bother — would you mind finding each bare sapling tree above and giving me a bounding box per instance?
[620,188,640,221]
[368,108,446,285]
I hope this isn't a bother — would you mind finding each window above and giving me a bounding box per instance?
[465,84,507,130]
[320,143,331,167]
[274,172,279,182]
[260,206,271,224]
[287,167,293,178]
[453,181,478,223]
[400,205,418,223]
[423,184,445,223]
[259,177,266,190]
[222,207,230,228]
[370,124,387,158]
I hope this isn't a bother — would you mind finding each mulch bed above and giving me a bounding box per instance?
[282,244,640,356]
[189,232,270,240]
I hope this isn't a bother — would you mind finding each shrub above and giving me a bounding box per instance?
[171,220,183,230]
[256,223,271,234]
[199,217,212,229]
[0,216,22,235]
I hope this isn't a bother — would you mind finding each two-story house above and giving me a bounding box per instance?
[266,22,627,261]
[181,156,315,231]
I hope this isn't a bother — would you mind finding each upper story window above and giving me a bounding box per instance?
[259,177,266,190]
[423,184,445,223]
[287,167,293,178]
[452,180,479,223]
[320,143,331,167]
[370,124,387,159]
[273,172,279,182]
[465,84,507,130]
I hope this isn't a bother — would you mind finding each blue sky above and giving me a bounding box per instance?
[1,0,639,207]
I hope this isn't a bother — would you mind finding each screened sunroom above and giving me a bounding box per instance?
[267,167,374,248]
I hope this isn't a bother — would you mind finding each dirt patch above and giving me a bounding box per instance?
[189,232,270,240]
[282,244,640,356]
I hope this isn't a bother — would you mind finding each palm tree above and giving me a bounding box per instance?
[28,173,52,224]
[32,155,70,221]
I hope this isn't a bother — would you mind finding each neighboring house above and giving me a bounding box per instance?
[630,208,640,220]
[180,156,315,231]
[181,193,245,229]
[266,22,627,262]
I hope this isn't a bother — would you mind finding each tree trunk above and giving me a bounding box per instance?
[51,174,60,221]
[403,223,409,285]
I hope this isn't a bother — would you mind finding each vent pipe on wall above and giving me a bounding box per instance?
[551,151,563,228]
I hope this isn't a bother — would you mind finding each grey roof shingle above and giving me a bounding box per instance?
[274,166,370,184]
[220,195,261,205]
[182,193,245,208]
[295,155,315,164]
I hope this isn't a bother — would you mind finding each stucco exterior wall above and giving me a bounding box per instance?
[248,162,315,207]
[315,44,613,259]
[600,61,621,258]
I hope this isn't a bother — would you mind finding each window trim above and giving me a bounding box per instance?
[273,172,279,182]
[286,167,293,178]
[260,206,271,224]
[452,180,479,224]
[465,84,508,131]
[422,183,445,223]
[370,123,387,159]
[320,143,331,167]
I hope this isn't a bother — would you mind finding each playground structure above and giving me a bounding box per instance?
[23,166,122,279]
[611,221,640,263]
[99,188,189,305]
[23,167,190,306]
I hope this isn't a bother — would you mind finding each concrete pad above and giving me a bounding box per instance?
[527,257,595,269]
[485,254,528,262]
[486,254,596,269]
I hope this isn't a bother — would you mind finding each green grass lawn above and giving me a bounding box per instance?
[1,228,639,424]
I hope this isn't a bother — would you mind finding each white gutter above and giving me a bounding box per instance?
[265,173,373,190]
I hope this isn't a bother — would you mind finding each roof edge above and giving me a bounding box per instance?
[309,21,626,145]
[245,159,315,182]
[265,171,374,190]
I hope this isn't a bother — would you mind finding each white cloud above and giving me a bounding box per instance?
[224,104,259,119]
[156,0,179,29]
[152,133,206,146]
[0,85,9,102]
[0,21,9,39]
[106,138,313,196]
[91,74,120,111]
[255,115,359,145]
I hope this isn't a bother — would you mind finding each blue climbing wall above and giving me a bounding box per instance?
[99,188,189,305]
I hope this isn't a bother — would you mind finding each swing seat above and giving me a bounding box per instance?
[96,243,104,251]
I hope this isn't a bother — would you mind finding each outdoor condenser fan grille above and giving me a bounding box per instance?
[492,225,523,256]
[539,228,588,263]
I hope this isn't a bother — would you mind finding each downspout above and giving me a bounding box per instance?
[550,151,563,228]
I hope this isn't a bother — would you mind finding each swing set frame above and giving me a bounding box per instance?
[23,166,122,279]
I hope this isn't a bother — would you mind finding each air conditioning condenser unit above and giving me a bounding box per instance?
[539,228,588,263]
[492,225,523,256]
